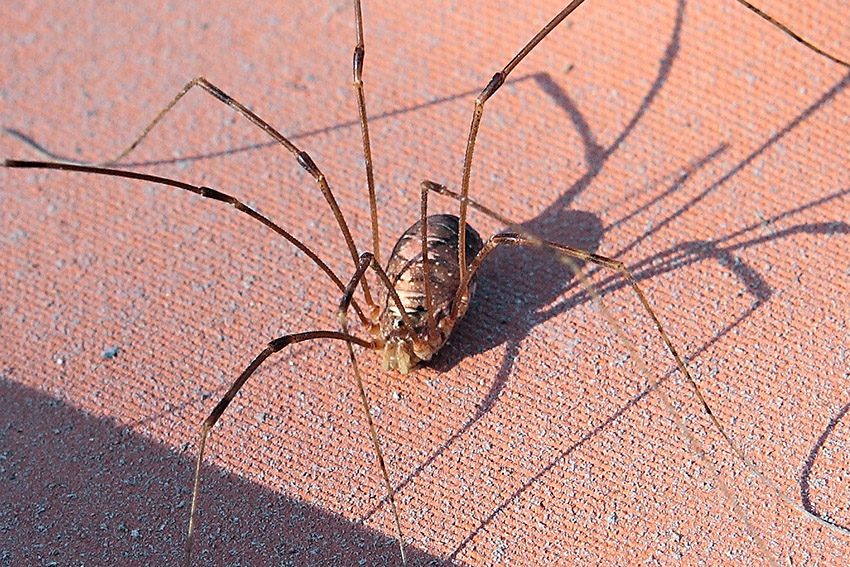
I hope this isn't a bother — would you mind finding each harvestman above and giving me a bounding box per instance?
[3,0,849,564]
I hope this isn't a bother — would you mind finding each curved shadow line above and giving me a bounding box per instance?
[584,207,850,312]
[529,0,686,216]
[604,143,730,234]
[800,400,850,519]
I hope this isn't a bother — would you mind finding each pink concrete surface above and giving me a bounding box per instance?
[1,1,849,565]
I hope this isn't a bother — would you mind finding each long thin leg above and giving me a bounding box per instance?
[54,75,377,310]
[454,0,850,284]
[337,253,409,565]
[352,0,382,266]
[2,159,375,328]
[183,330,376,567]
[455,0,589,281]
[734,1,850,69]
[333,246,461,565]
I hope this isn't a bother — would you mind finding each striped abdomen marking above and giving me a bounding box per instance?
[379,214,484,372]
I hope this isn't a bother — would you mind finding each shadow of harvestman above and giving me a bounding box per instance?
[357,6,850,558]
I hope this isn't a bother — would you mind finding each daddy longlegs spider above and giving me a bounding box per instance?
[2,0,849,565]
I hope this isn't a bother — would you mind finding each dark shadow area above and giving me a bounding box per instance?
[0,375,452,566]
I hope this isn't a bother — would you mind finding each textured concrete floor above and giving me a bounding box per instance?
[2,1,849,565]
